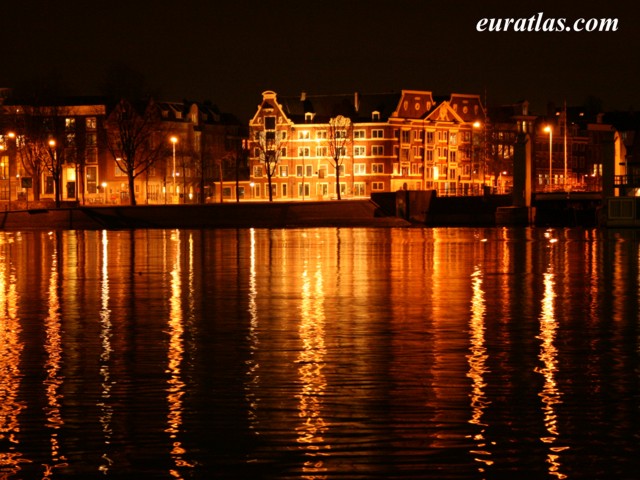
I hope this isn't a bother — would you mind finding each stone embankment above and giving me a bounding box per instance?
[0,200,410,231]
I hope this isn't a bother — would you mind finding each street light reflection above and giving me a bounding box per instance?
[467,265,494,471]
[536,263,569,479]
[296,253,330,476]
[43,233,67,475]
[0,234,26,476]
[166,230,193,477]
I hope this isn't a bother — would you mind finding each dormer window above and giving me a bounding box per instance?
[372,111,380,121]
[305,112,314,123]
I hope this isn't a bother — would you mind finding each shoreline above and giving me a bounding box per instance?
[0,200,412,231]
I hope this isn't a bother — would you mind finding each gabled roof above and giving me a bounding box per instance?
[273,91,402,123]
[425,101,466,124]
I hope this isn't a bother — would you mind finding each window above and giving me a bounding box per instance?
[298,130,310,140]
[426,150,434,161]
[265,116,276,130]
[86,166,98,194]
[281,130,288,140]
[86,132,97,147]
[317,183,328,196]
[449,132,458,145]
[335,130,347,139]
[372,111,380,121]
[372,129,384,138]
[372,163,384,174]
[354,183,366,196]
[316,146,327,157]
[372,145,384,156]
[298,183,310,197]
[86,148,98,164]
[318,165,327,178]
[305,165,313,177]
[281,147,287,157]
[296,165,303,177]
[86,117,97,130]
[115,160,126,177]
[316,130,327,139]
[427,131,434,144]
[401,130,411,144]
[279,165,288,177]
[354,146,366,156]
[298,147,310,157]
[354,130,366,139]
[45,176,55,194]
[254,165,264,177]
[354,163,366,175]
[372,181,384,191]
[282,183,288,197]
[65,118,76,131]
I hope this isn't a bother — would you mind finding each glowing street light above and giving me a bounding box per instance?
[170,136,178,203]
[544,125,552,190]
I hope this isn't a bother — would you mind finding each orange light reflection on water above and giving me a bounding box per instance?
[98,230,115,475]
[535,240,569,479]
[0,234,29,476]
[165,230,194,478]
[467,264,494,471]
[296,251,330,478]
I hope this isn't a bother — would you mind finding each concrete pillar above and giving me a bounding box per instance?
[512,132,532,208]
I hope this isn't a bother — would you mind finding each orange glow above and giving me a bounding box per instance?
[0,234,27,476]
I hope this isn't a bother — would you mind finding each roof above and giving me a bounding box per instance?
[276,92,402,123]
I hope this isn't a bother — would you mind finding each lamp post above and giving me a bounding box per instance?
[473,121,484,194]
[170,136,178,203]
[544,125,552,191]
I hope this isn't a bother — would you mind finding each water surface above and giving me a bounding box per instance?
[0,227,639,478]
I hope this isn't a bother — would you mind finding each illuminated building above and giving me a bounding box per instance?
[248,90,486,200]
[0,95,246,206]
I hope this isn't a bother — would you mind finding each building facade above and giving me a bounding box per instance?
[248,90,487,200]
[0,95,246,206]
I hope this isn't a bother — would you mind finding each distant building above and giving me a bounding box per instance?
[0,95,246,205]
[248,90,487,200]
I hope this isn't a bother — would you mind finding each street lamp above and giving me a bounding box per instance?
[101,182,108,204]
[544,125,552,190]
[170,136,178,203]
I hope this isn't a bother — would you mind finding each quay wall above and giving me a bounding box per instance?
[0,200,410,231]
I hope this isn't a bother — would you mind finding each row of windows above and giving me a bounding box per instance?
[252,181,385,199]
[253,163,386,178]
[259,128,474,144]
[254,144,466,159]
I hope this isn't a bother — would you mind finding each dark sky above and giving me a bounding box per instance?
[2,0,638,121]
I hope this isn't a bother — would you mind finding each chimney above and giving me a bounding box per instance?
[354,92,360,112]
[300,91,306,101]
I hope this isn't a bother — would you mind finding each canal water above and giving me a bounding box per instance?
[0,227,638,479]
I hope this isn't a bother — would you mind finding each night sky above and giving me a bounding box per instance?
[2,0,638,121]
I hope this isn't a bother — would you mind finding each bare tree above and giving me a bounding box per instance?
[105,99,168,205]
[327,115,352,200]
[254,121,288,201]
[8,105,66,205]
